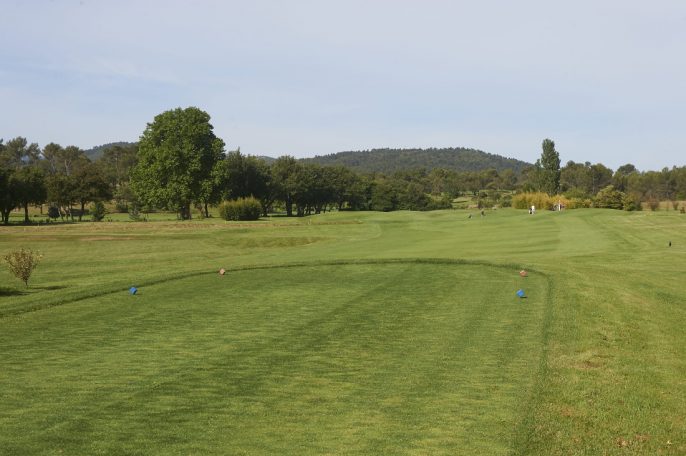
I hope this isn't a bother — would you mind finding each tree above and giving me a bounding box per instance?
[535,138,561,195]
[4,248,42,288]
[271,156,299,216]
[0,167,12,224]
[10,166,47,223]
[613,163,638,192]
[72,162,112,221]
[0,137,46,224]
[100,143,139,188]
[46,173,77,220]
[370,179,398,212]
[130,107,225,219]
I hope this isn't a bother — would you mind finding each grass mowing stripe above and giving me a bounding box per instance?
[0,257,538,319]
[1,263,547,455]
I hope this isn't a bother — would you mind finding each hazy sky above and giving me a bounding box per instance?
[2,0,685,170]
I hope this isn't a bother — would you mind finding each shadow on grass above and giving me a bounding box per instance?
[0,287,25,297]
[36,285,67,291]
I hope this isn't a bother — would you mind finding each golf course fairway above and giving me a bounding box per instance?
[1,208,684,454]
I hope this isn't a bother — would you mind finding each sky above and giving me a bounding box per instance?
[1,0,685,171]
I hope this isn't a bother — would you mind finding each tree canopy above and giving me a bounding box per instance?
[131,107,225,219]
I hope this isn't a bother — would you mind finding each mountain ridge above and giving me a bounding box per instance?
[301,147,530,174]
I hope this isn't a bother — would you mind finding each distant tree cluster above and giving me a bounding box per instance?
[3,109,686,224]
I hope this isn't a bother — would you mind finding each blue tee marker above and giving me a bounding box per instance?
[516,289,526,298]
[129,287,138,295]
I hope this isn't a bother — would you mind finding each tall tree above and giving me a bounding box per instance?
[271,156,299,216]
[0,137,40,169]
[101,143,139,189]
[131,107,225,219]
[0,137,45,224]
[11,167,47,223]
[535,138,561,195]
[72,162,112,221]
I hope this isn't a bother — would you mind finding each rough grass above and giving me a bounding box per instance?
[1,208,685,454]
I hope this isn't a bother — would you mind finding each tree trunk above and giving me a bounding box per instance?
[79,201,85,221]
[285,196,293,217]
[1,210,9,225]
[179,203,192,220]
[204,202,209,218]
[23,203,30,223]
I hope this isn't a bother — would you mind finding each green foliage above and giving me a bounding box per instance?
[622,192,642,211]
[566,197,592,209]
[218,197,262,221]
[4,248,42,288]
[47,206,60,220]
[370,181,398,211]
[512,192,555,210]
[90,201,107,221]
[83,141,137,161]
[128,205,141,221]
[302,147,530,174]
[131,107,225,219]
[534,139,561,194]
[594,185,626,209]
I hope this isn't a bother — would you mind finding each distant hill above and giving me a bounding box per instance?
[84,142,137,161]
[302,147,530,174]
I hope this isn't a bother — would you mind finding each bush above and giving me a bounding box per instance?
[594,185,626,210]
[129,205,141,221]
[219,197,262,221]
[426,194,453,210]
[622,192,642,211]
[512,192,554,210]
[90,201,107,221]
[4,248,42,288]
[48,206,60,220]
[645,198,660,211]
[566,198,592,209]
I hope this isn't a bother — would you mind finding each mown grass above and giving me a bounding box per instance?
[1,208,685,454]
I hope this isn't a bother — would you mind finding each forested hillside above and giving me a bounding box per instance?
[84,142,137,161]
[303,147,530,173]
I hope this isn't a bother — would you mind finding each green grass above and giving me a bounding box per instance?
[1,209,685,454]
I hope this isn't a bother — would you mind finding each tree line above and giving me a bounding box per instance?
[3,108,686,224]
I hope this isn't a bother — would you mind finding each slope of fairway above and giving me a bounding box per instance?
[0,262,547,455]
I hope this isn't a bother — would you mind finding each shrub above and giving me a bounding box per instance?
[594,185,626,210]
[511,192,554,210]
[645,198,660,211]
[219,197,262,221]
[4,248,42,288]
[622,192,642,211]
[566,198,592,209]
[90,201,107,221]
[426,194,453,210]
[48,206,60,220]
[129,205,141,221]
